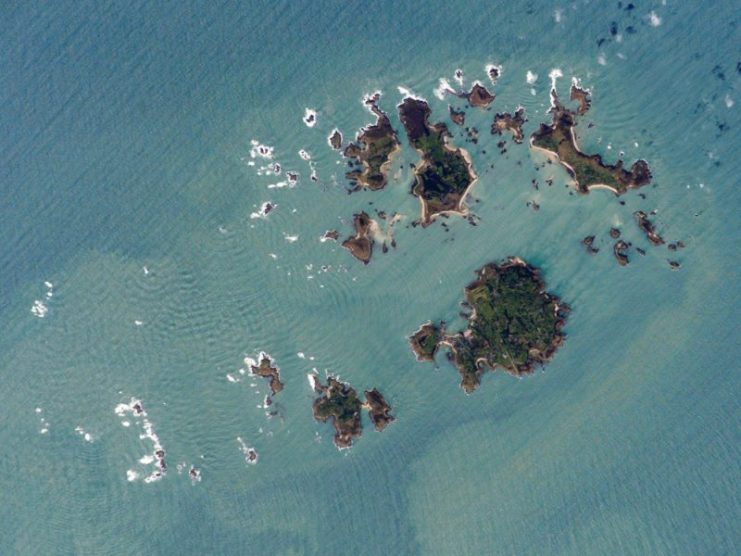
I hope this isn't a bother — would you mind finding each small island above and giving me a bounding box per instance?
[311,375,393,449]
[249,354,284,404]
[343,93,401,191]
[460,82,495,108]
[449,105,466,126]
[570,83,591,115]
[328,129,343,150]
[491,108,527,143]
[342,211,374,264]
[320,229,339,242]
[530,84,651,195]
[364,389,395,431]
[634,210,664,245]
[408,321,445,362]
[409,258,570,393]
[613,240,630,265]
[398,97,478,225]
[581,235,599,254]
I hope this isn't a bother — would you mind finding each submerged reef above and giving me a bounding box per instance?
[530,84,651,194]
[343,93,401,191]
[311,376,393,449]
[410,258,569,393]
[398,97,477,225]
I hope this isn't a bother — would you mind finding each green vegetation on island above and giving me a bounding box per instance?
[312,376,363,449]
[364,389,395,432]
[530,84,651,195]
[343,93,401,191]
[408,321,445,362]
[311,375,393,449]
[398,97,477,225]
[409,258,570,393]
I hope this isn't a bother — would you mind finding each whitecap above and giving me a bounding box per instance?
[303,108,317,128]
[433,78,454,100]
[454,69,464,87]
[249,140,274,160]
[249,201,275,220]
[526,70,538,84]
[397,86,425,101]
[31,300,48,318]
[237,437,259,465]
[648,11,661,27]
[485,64,503,85]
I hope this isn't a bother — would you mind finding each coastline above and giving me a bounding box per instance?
[529,136,622,196]
[413,135,479,225]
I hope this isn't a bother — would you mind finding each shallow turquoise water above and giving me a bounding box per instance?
[1,1,739,554]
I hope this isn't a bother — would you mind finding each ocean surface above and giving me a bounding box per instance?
[1,1,739,554]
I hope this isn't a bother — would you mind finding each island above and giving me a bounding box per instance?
[613,240,630,265]
[341,211,374,264]
[319,229,339,242]
[328,129,343,150]
[364,389,395,431]
[530,84,651,195]
[408,321,445,362]
[398,97,478,225]
[449,105,466,126]
[634,210,664,245]
[581,235,599,254]
[491,108,527,143]
[460,82,495,108]
[409,258,570,393]
[570,83,591,115]
[343,93,401,191]
[486,64,502,85]
[250,354,284,405]
[311,375,393,449]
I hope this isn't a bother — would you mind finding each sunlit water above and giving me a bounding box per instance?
[1,1,738,554]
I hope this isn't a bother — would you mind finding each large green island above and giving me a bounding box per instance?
[530,84,651,195]
[398,97,477,225]
[409,258,570,393]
